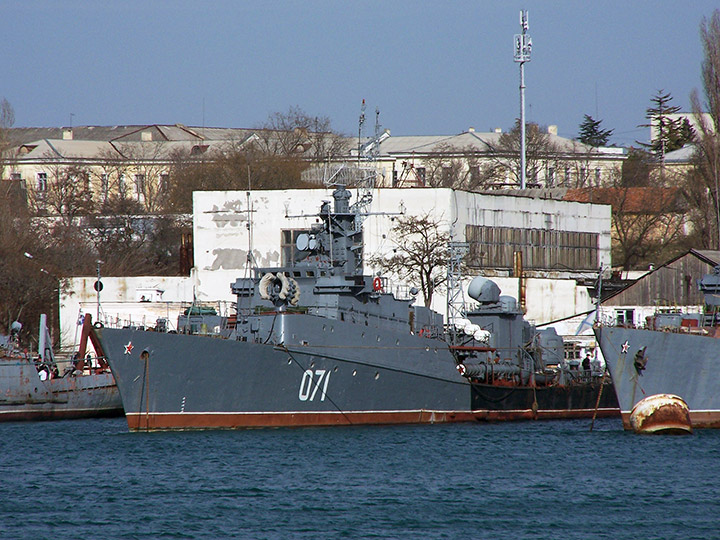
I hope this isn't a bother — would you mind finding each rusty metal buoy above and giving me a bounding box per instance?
[629,394,692,435]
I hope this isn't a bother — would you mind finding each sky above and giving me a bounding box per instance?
[2,1,717,147]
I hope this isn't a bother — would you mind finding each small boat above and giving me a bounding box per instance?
[0,313,123,421]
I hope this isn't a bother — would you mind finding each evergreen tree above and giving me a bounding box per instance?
[578,114,614,147]
[639,90,695,159]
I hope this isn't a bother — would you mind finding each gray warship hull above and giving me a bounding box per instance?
[100,318,476,430]
[100,318,617,431]
[0,356,122,422]
[595,326,720,429]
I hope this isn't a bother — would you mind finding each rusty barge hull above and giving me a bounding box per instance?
[0,358,123,422]
[470,381,618,421]
[595,326,720,429]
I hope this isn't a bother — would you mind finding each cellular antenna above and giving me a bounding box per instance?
[514,9,532,189]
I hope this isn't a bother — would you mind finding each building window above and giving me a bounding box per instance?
[615,309,634,326]
[564,166,571,186]
[36,172,47,192]
[134,174,145,201]
[416,167,426,186]
[118,174,125,196]
[101,174,109,201]
[159,173,169,193]
[10,172,22,181]
[595,168,601,185]
[547,167,555,186]
[281,229,306,266]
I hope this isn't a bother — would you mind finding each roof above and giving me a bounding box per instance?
[7,124,255,145]
[563,187,683,213]
[14,138,244,162]
[664,144,696,162]
[374,130,602,156]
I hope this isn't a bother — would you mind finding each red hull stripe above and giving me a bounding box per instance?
[621,410,720,430]
[126,408,620,430]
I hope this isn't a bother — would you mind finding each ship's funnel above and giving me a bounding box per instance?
[467,276,501,303]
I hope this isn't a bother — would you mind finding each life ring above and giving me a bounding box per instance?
[93,321,104,329]
[372,277,383,292]
[259,273,275,300]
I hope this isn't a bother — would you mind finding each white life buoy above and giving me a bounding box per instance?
[259,273,275,300]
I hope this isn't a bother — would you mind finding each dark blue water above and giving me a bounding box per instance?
[1,417,717,539]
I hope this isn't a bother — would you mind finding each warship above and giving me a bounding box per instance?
[98,185,617,431]
[0,313,122,421]
[595,265,720,429]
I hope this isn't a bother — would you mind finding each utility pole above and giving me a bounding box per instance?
[514,10,532,189]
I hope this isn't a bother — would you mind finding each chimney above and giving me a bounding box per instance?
[62,128,73,140]
[548,125,558,136]
[141,131,153,141]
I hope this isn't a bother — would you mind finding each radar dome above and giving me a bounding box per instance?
[467,277,501,303]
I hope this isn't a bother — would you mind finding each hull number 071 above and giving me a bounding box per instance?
[298,369,331,402]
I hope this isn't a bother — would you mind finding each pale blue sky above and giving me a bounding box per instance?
[2,1,717,146]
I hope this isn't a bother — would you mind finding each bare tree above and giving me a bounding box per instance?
[27,158,94,227]
[578,168,687,269]
[688,9,720,248]
[483,121,564,187]
[111,141,171,213]
[256,106,349,161]
[0,98,15,180]
[369,214,450,307]
[420,143,497,190]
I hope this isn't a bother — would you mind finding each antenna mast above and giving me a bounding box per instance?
[514,10,532,190]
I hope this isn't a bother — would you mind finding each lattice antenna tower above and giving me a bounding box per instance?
[446,242,470,345]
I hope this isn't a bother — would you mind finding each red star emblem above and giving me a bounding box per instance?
[621,340,629,354]
[124,341,134,355]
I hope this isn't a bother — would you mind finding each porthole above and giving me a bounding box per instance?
[333,366,338,372]
[374,372,380,380]
[287,358,292,365]
[352,370,357,377]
